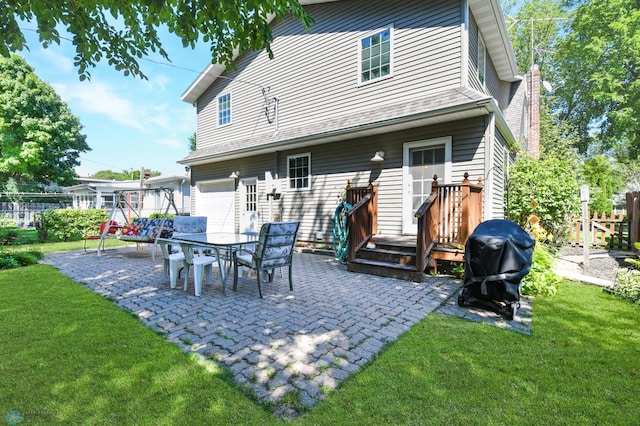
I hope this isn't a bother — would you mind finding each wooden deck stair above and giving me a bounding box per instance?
[347,236,465,282]
[344,173,482,283]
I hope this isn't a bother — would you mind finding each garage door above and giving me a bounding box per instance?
[195,179,235,233]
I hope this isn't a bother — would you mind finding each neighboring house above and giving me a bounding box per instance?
[64,174,191,220]
[179,0,529,242]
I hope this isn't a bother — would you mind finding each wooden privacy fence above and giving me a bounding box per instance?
[629,191,640,249]
[567,212,628,249]
[567,191,640,250]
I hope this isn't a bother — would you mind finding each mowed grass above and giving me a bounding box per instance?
[0,265,274,425]
[7,228,132,254]
[303,282,640,424]
[1,263,639,424]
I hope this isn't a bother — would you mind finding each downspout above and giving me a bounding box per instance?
[485,113,496,220]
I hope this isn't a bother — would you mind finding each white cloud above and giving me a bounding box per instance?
[38,48,74,73]
[53,81,145,131]
[145,74,172,92]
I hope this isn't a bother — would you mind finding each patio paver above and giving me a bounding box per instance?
[42,247,459,417]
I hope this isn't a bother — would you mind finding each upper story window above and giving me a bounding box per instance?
[287,153,311,191]
[359,27,393,84]
[217,93,232,126]
[478,35,486,86]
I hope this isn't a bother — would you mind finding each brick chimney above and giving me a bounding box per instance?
[528,65,541,159]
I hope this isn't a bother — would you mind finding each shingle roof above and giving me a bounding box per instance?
[180,87,493,165]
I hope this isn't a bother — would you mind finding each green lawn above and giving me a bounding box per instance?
[1,264,639,424]
[5,228,132,254]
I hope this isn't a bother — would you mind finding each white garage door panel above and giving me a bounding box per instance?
[195,180,235,233]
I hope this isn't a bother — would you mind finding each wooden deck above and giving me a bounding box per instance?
[345,174,481,282]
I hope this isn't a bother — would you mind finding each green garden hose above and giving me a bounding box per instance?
[333,202,352,264]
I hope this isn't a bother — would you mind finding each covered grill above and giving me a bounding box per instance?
[457,219,535,320]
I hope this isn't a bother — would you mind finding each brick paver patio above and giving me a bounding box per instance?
[43,247,459,417]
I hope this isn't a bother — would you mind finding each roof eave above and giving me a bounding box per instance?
[469,0,520,81]
[179,98,493,166]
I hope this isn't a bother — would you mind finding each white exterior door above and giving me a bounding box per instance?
[239,177,259,233]
[195,179,235,233]
[402,137,452,234]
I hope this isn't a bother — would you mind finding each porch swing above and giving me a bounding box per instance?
[96,187,179,258]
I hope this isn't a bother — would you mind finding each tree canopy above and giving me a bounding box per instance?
[506,0,640,161]
[0,54,90,188]
[553,0,640,160]
[90,169,161,180]
[1,0,314,80]
[503,0,568,76]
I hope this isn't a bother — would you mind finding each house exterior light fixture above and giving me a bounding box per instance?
[229,171,240,179]
[370,151,385,162]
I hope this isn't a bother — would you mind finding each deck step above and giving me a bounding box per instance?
[348,258,424,282]
[357,246,416,265]
[348,239,466,281]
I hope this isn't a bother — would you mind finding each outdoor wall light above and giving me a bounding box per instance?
[370,151,385,162]
[229,170,240,179]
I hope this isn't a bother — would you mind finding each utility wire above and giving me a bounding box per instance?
[20,27,267,90]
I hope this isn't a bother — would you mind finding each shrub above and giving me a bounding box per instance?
[0,228,19,245]
[149,213,174,219]
[13,250,44,266]
[34,209,109,242]
[0,255,19,269]
[521,242,561,296]
[0,250,43,270]
[613,269,640,305]
[625,242,640,270]
[610,242,640,305]
[0,214,17,227]
[507,155,580,239]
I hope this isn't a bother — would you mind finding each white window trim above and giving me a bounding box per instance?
[357,25,394,86]
[286,152,311,192]
[217,92,232,127]
[402,137,452,234]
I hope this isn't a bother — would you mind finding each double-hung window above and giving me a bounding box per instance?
[287,153,311,191]
[359,27,393,84]
[217,93,232,126]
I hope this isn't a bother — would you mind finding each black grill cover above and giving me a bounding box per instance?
[463,219,535,303]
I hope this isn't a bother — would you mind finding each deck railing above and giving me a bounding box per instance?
[344,173,483,270]
[415,192,438,272]
[432,173,484,246]
[345,181,377,261]
[413,173,482,270]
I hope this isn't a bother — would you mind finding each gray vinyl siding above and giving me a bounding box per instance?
[485,57,511,111]
[467,12,485,92]
[190,154,277,230]
[196,0,463,151]
[191,116,488,241]
[468,10,511,111]
[491,130,508,220]
[283,118,488,239]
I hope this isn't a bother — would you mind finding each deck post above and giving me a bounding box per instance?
[460,173,471,243]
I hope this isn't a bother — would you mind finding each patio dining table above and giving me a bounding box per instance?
[159,232,259,295]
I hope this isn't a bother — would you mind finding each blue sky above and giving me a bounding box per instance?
[19,28,213,178]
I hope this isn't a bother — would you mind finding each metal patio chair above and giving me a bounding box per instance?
[233,221,299,298]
